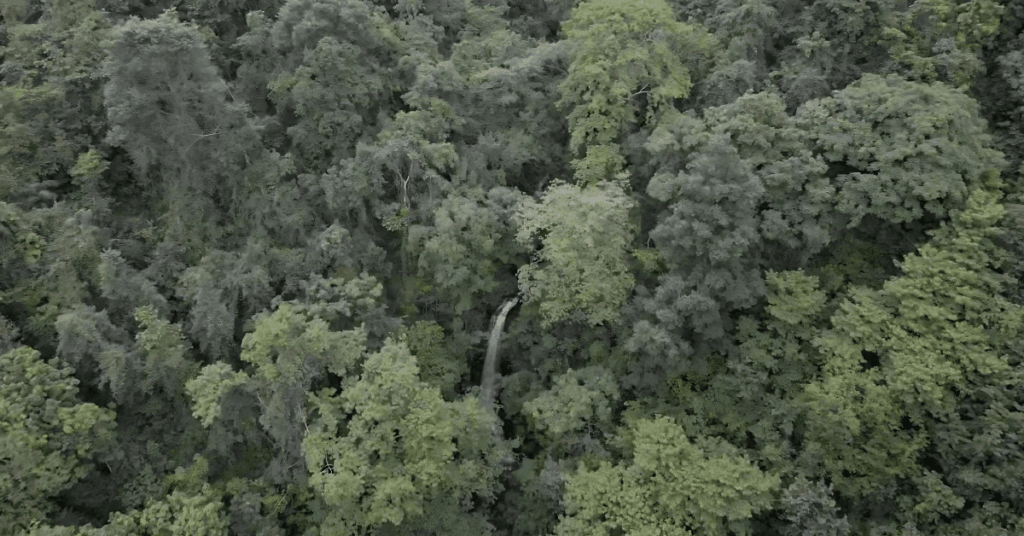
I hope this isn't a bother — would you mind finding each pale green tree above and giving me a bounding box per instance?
[800,189,1023,508]
[514,180,637,327]
[0,346,116,532]
[99,485,230,536]
[523,366,620,455]
[187,302,367,485]
[557,0,714,183]
[302,338,510,535]
[553,416,779,536]
[881,0,1003,86]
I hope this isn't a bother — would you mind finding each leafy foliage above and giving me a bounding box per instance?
[668,270,828,470]
[797,73,1005,227]
[4,0,1024,532]
[102,486,231,536]
[187,362,251,428]
[881,0,1004,86]
[523,366,620,453]
[0,346,116,532]
[263,0,392,172]
[101,9,260,246]
[240,302,367,482]
[399,320,468,399]
[302,338,509,535]
[55,305,135,401]
[133,305,195,399]
[557,0,714,182]
[514,180,637,327]
[553,416,779,536]
[413,186,527,316]
[800,189,1022,501]
[779,476,851,536]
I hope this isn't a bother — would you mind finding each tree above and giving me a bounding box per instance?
[973,4,1024,186]
[97,250,169,327]
[302,338,510,535]
[263,0,394,172]
[188,301,367,484]
[881,0,1003,86]
[175,249,273,361]
[690,0,778,108]
[523,366,620,455]
[625,91,831,395]
[779,476,851,536]
[0,202,45,346]
[55,305,135,402]
[765,0,1002,110]
[553,416,779,536]
[412,186,528,317]
[0,346,116,532]
[667,270,829,471]
[799,189,1023,506]
[514,180,637,327]
[398,320,471,400]
[797,73,1005,228]
[644,131,765,339]
[557,0,714,183]
[101,9,261,249]
[0,0,112,201]
[133,305,195,401]
[700,91,835,264]
[99,486,231,536]
[432,16,571,192]
[5,207,106,354]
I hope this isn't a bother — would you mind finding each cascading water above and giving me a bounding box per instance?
[479,297,519,412]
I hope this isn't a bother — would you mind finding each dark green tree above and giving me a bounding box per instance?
[101,9,261,251]
[412,186,528,318]
[797,73,1006,228]
[262,0,394,172]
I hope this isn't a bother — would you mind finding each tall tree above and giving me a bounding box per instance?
[303,338,510,535]
[557,0,714,184]
[101,9,261,251]
[188,302,367,485]
[412,186,528,318]
[0,0,112,201]
[262,0,394,172]
[797,73,1006,228]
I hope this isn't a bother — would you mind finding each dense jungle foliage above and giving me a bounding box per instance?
[3,0,1024,534]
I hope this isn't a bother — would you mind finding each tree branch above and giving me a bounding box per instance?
[629,84,651,100]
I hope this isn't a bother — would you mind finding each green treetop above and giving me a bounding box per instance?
[557,0,714,184]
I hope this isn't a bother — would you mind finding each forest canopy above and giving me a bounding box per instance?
[2,0,1024,534]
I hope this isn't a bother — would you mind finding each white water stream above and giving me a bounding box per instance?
[479,297,519,411]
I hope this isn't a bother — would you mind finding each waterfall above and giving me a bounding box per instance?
[480,297,519,411]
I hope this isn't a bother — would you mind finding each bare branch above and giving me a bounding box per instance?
[184,130,222,155]
[629,84,651,100]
